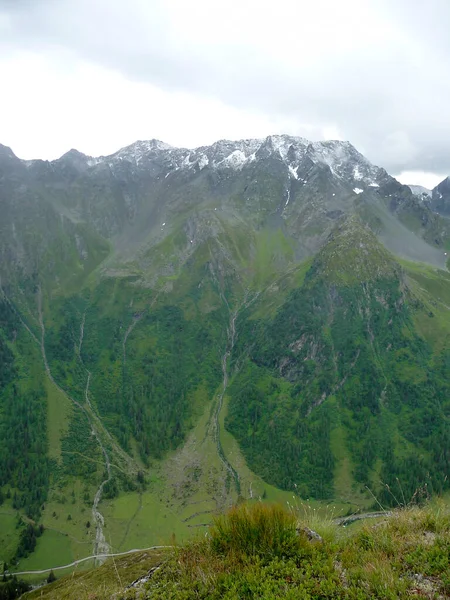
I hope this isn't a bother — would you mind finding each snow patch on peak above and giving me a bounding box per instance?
[308,140,383,186]
[86,157,103,167]
[288,165,299,180]
[112,139,174,165]
[264,134,308,159]
[219,150,248,169]
[134,139,173,153]
[353,187,364,194]
[409,184,432,198]
[308,140,351,174]
[197,154,209,169]
[353,165,363,180]
[263,134,309,160]
[77,134,388,190]
[182,154,193,167]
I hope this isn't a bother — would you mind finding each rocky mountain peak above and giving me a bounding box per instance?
[111,139,174,163]
[0,143,19,162]
[409,185,432,199]
[2,134,389,193]
[431,176,450,216]
[56,148,95,170]
[435,176,450,193]
[305,140,385,187]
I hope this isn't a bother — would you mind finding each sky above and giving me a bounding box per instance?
[0,0,449,188]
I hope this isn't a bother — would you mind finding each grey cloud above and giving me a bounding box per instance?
[1,0,450,175]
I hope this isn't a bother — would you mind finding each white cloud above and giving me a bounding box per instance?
[395,171,445,190]
[0,0,449,179]
[0,53,300,160]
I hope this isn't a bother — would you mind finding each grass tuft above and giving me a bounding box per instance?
[210,502,301,560]
[21,501,450,599]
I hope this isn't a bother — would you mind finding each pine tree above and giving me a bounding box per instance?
[47,570,56,584]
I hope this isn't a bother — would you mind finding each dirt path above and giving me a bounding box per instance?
[8,510,393,577]
[9,546,171,576]
[334,511,393,526]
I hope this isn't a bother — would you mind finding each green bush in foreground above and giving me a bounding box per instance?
[26,501,450,599]
[210,502,301,560]
[130,502,450,600]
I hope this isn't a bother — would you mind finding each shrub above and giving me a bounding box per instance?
[209,502,300,560]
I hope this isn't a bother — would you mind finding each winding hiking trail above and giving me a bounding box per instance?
[8,511,394,577]
[10,546,171,576]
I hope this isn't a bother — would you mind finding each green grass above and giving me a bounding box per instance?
[251,229,295,288]
[39,478,97,565]
[0,511,20,563]
[46,377,72,462]
[20,501,450,599]
[248,257,313,321]
[16,529,73,571]
[329,419,358,505]
[399,258,450,349]
[103,486,190,551]
[24,548,168,599]
[210,503,300,559]
[130,501,450,599]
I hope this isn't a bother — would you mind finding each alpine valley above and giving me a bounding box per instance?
[1,135,450,573]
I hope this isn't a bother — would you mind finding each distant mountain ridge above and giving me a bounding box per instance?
[2,133,450,281]
[8,136,449,199]
[10,135,388,185]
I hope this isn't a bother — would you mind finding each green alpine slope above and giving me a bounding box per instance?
[226,219,450,504]
[1,136,450,572]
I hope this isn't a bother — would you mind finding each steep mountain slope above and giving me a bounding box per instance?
[227,219,450,503]
[2,135,449,289]
[1,135,450,571]
[431,176,450,216]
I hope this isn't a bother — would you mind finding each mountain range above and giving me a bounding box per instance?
[1,134,450,572]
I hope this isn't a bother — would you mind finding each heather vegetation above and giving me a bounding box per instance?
[135,502,450,600]
[24,501,450,599]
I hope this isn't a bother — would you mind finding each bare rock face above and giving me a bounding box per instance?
[296,526,323,542]
[431,176,450,216]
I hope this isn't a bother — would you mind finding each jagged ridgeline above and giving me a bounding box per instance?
[228,219,450,503]
[1,135,450,572]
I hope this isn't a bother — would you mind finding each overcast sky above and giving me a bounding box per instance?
[0,0,449,187]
